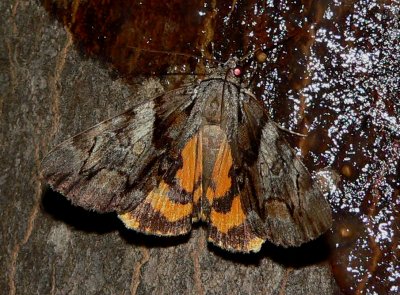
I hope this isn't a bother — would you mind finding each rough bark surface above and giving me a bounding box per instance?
[0,1,339,294]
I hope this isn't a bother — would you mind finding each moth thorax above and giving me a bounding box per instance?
[203,93,223,124]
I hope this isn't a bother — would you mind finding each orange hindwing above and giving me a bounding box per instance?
[119,132,202,236]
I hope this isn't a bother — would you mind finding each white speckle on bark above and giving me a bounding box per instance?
[47,224,72,255]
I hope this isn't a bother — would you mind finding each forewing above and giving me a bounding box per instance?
[236,95,332,247]
[42,86,203,221]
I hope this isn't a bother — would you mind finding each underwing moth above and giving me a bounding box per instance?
[41,57,332,253]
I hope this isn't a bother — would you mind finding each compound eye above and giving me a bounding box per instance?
[233,66,243,77]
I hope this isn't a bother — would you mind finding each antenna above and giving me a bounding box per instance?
[128,46,220,67]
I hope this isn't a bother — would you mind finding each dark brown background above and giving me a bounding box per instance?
[1,0,398,294]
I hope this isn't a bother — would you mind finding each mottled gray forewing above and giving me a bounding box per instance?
[257,122,332,246]
[41,86,202,213]
[237,96,332,247]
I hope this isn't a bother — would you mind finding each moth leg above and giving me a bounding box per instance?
[273,122,307,137]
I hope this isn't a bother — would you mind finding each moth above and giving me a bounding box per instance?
[42,57,332,253]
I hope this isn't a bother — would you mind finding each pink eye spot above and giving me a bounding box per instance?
[233,67,242,77]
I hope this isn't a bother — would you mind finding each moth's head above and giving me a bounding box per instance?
[226,57,244,76]
[225,57,246,83]
[205,57,244,83]
[203,48,269,84]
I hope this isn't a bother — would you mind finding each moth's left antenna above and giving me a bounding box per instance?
[128,46,198,59]
[128,46,219,66]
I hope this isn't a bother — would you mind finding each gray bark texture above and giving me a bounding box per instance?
[0,1,339,294]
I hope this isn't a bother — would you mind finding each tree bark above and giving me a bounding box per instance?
[0,1,339,294]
